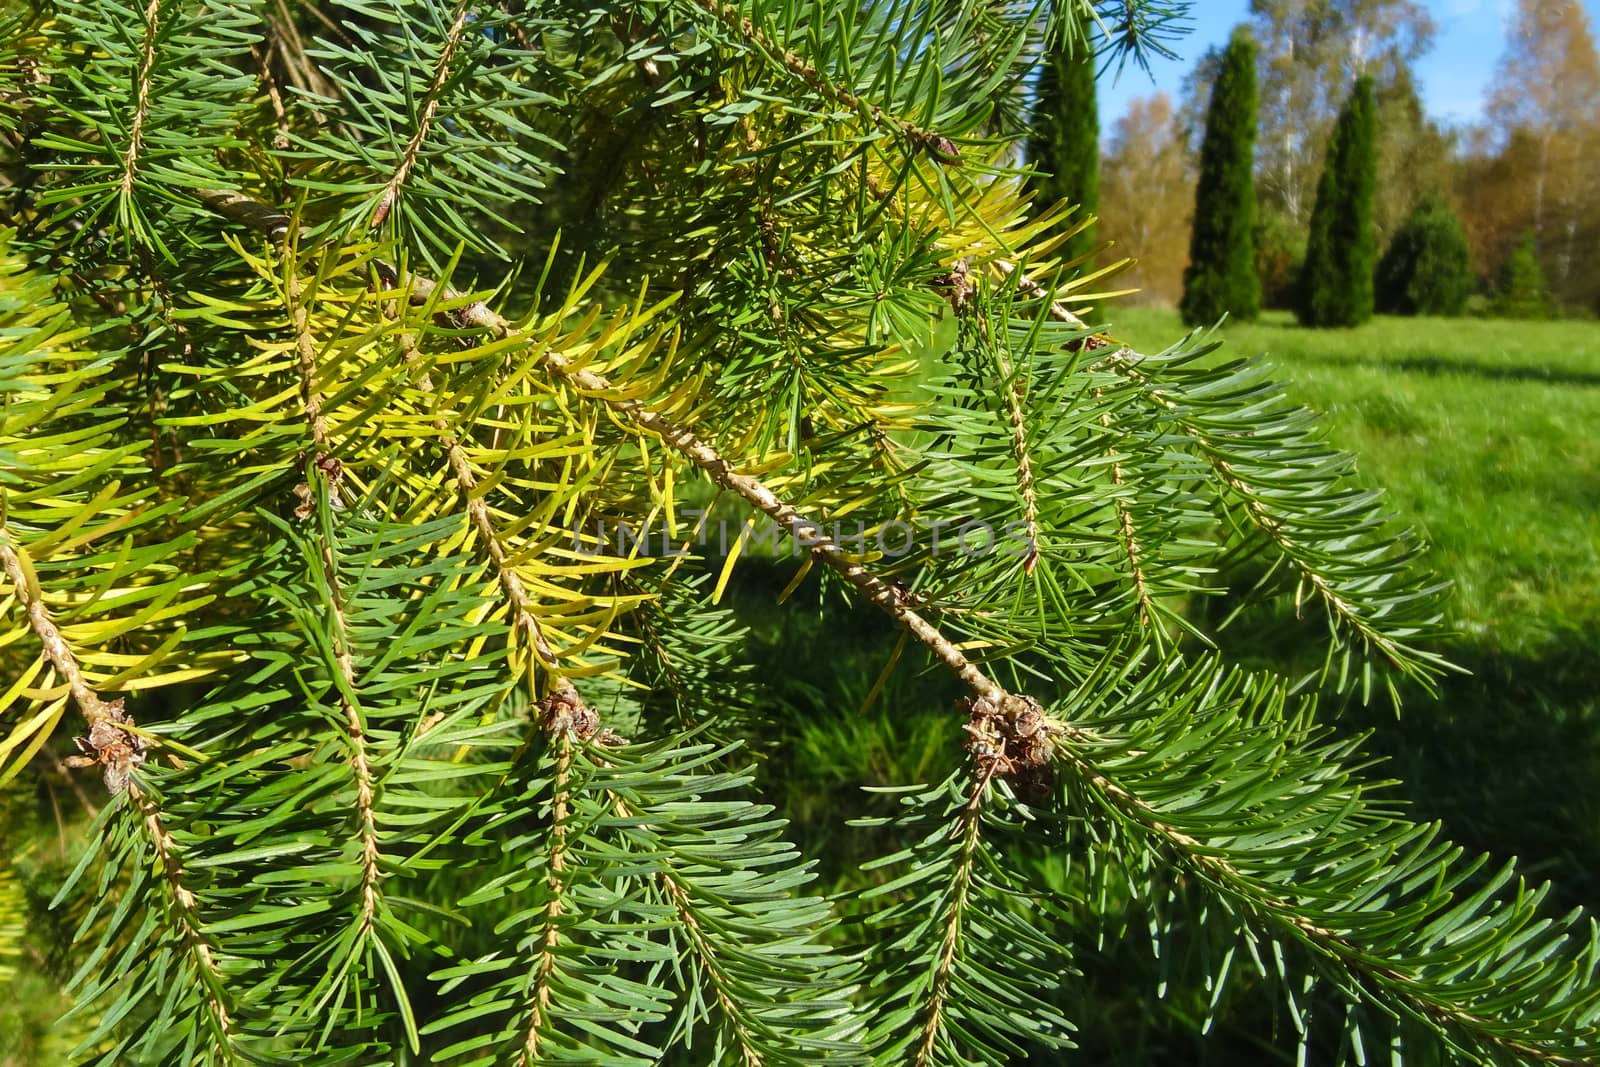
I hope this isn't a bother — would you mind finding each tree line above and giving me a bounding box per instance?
[1033,0,1599,324]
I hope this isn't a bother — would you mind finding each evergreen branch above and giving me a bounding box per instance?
[193,184,1010,713]
[909,762,993,1067]
[437,382,561,669]
[597,735,858,1064]
[517,715,573,1065]
[386,287,562,670]
[127,780,237,1052]
[936,260,1043,575]
[0,532,235,1049]
[35,0,258,258]
[686,0,958,160]
[1100,399,1155,628]
[654,839,766,1067]
[520,295,1588,1063]
[1054,665,1600,1064]
[368,1,470,230]
[186,190,1589,1061]
[564,703,783,1066]
[863,763,1075,1064]
[182,189,1146,729]
[1002,260,1450,687]
[291,0,560,263]
[1097,345,1449,685]
[117,0,162,204]
[285,249,382,933]
[1003,368,1041,576]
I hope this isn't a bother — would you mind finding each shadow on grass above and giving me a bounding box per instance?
[1342,636,1600,909]
[1302,350,1600,388]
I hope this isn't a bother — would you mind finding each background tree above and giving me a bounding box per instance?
[1098,92,1193,306]
[1494,229,1555,319]
[1375,190,1474,316]
[1297,75,1378,326]
[1179,27,1260,325]
[1247,0,1432,306]
[4,1,1600,1064]
[1250,0,1433,229]
[1027,13,1100,267]
[1372,64,1452,248]
[1475,0,1600,310]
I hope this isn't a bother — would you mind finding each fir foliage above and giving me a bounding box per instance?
[1296,76,1379,328]
[1376,191,1475,316]
[1179,27,1260,327]
[2,2,1599,1064]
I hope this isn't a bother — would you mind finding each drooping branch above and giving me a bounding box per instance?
[368,2,470,229]
[910,763,993,1067]
[0,529,235,1047]
[517,700,573,1065]
[284,257,381,935]
[189,190,1595,1061]
[131,780,237,1051]
[1095,391,1155,628]
[1092,345,1421,672]
[384,312,561,672]
[118,0,163,202]
[654,854,766,1067]
[935,259,1041,574]
[515,684,625,1062]
[604,762,767,1066]
[1006,259,1432,669]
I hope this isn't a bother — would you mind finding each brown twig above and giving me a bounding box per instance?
[369,3,471,229]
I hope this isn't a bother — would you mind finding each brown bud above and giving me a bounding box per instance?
[924,135,963,166]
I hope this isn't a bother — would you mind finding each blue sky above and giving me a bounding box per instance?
[1097,0,1600,132]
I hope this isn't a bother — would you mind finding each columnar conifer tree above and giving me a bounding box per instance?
[3,1,1600,1064]
[1376,191,1475,316]
[1297,75,1379,327]
[1179,27,1260,326]
[1027,12,1100,268]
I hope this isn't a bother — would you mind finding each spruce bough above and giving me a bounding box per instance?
[2,1,1598,1064]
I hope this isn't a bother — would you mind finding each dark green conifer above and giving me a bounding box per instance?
[1027,18,1099,266]
[1179,27,1260,326]
[1376,191,1474,316]
[1296,76,1378,327]
[1494,230,1555,319]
